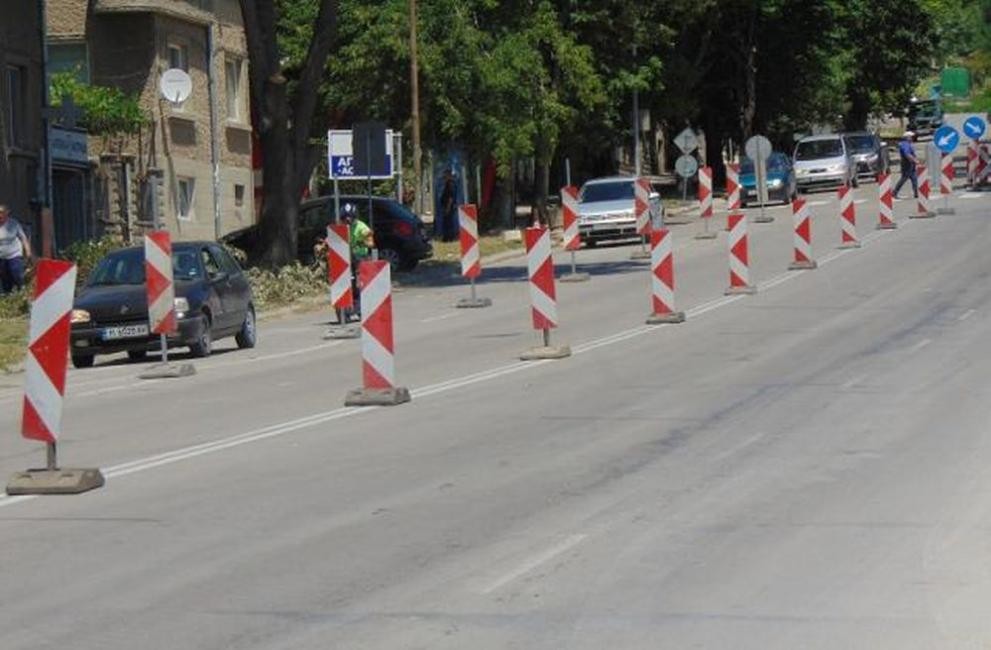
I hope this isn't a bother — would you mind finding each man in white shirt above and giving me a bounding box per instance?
[0,204,32,294]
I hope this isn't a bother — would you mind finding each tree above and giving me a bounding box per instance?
[240,0,339,267]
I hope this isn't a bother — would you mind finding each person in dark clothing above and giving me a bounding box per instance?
[438,169,458,242]
[892,131,919,199]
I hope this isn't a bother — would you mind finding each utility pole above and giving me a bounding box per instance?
[632,43,641,177]
[409,0,423,214]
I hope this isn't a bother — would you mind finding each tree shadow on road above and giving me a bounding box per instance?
[395,257,650,290]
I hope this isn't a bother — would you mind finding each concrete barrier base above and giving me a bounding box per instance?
[877,222,898,230]
[630,249,652,260]
[324,324,361,339]
[838,242,862,250]
[137,363,196,380]
[646,311,686,325]
[788,260,818,271]
[559,272,591,283]
[725,285,757,295]
[910,211,936,219]
[345,386,411,407]
[937,207,956,215]
[456,297,493,309]
[694,232,718,240]
[754,215,775,223]
[6,467,105,495]
[520,345,572,361]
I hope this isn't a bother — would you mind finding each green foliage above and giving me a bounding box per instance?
[59,236,128,287]
[0,316,27,373]
[0,289,30,320]
[50,72,147,138]
[245,263,327,311]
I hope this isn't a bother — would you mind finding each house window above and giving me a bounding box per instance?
[5,65,26,147]
[234,184,245,207]
[48,43,90,83]
[177,177,195,220]
[225,58,241,121]
[167,43,189,72]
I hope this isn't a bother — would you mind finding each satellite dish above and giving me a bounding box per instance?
[159,68,192,105]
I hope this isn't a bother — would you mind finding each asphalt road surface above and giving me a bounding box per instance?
[3,183,991,649]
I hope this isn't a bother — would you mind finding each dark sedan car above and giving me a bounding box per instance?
[223,195,433,271]
[70,241,256,368]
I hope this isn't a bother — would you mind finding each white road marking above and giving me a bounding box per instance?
[910,338,932,353]
[480,534,587,594]
[959,309,976,321]
[854,199,868,205]
[712,431,767,463]
[0,213,919,507]
[841,374,868,390]
[808,200,830,207]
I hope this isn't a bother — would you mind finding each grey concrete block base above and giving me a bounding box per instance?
[646,311,686,325]
[838,242,862,250]
[324,325,361,340]
[345,386,411,407]
[937,207,956,215]
[877,222,898,230]
[694,232,718,240]
[137,363,196,380]
[629,249,652,260]
[725,285,757,295]
[754,215,775,223]
[6,468,105,495]
[788,260,818,271]
[559,272,591,283]
[910,211,936,219]
[456,297,493,309]
[519,345,572,361]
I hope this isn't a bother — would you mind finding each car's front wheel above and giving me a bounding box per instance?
[235,306,257,349]
[189,315,212,358]
[72,354,94,369]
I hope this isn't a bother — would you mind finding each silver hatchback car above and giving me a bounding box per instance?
[577,176,664,245]
[793,134,857,192]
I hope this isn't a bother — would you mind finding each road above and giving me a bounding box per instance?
[3,183,991,649]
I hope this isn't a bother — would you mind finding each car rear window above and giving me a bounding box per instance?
[795,139,843,160]
[580,181,635,203]
[741,154,790,173]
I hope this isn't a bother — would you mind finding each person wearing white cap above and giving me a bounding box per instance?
[892,131,919,199]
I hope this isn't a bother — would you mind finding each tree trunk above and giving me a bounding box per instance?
[255,76,296,267]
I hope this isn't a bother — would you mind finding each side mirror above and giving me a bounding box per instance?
[210,270,229,283]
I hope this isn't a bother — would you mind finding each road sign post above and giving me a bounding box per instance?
[933,125,960,215]
[745,135,774,223]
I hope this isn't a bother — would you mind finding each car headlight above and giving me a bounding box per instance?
[796,169,808,176]
[70,309,90,324]
[829,164,846,172]
[174,297,190,318]
[768,178,783,188]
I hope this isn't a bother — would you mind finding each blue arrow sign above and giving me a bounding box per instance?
[934,125,960,154]
[963,115,986,140]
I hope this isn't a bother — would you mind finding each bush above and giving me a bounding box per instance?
[246,262,327,311]
[0,288,30,319]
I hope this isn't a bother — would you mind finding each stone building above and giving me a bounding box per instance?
[0,0,45,246]
[47,0,254,244]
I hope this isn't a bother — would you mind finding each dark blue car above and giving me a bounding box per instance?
[69,241,256,368]
[740,152,797,206]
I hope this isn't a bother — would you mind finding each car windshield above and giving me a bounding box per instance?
[845,135,876,153]
[580,181,634,203]
[741,154,789,173]
[795,139,843,160]
[87,248,202,286]
[909,102,939,118]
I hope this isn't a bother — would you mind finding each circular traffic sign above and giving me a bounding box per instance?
[159,68,192,104]
[745,135,772,162]
[963,115,986,140]
[934,125,960,154]
[675,154,699,178]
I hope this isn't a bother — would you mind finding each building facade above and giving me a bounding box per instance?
[47,0,254,244]
[0,0,45,246]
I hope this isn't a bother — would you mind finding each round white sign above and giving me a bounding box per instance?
[159,68,192,105]
[745,135,773,162]
[675,154,699,178]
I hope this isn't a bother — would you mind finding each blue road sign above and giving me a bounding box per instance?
[934,125,960,154]
[963,115,986,140]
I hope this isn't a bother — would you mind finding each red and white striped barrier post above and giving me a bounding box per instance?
[631,177,652,259]
[877,172,897,230]
[139,231,195,378]
[345,260,410,406]
[967,140,978,187]
[725,163,740,231]
[837,185,860,249]
[6,259,105,495]
[696,166,717,239]
[978,144,991,185]
[938,154,956,215]
[725,213,756,295]
[559,185,590,282]
[788,198,817,270]
[324,223,360,339]
[646,228,685,324]
[913,163,935,218]
[456,204,492,308]
[520,226,571,360]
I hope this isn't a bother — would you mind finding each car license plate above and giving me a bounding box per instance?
[592,222,614,231]
[101,324,150,340]
[748,190,758,197]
